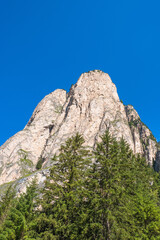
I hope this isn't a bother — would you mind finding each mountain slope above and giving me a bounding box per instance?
[0,70,158,185]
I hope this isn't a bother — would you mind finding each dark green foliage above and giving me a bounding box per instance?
[1,131,160,239]
[0,185,16,224]
[36,157,44,170]
[0,179,37,240]
[84,133,134,239]
[128,118,141,127]
[77,131,160,239]
[27,133,92,239]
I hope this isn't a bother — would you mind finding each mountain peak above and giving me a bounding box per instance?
[71,70,119,105]
[0,71,158,186]
[77,70,112,86]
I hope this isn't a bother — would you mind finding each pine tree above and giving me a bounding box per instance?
[84,131,125,239]
[130,155,160,239]
[27,133,91,239]
[0,185,16,224]
[0,179,37,240]
[85,131,160,239]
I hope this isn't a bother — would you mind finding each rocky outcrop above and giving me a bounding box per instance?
[41,70,135,165]
[125,105,157,165]
[0,70,158,185]
[0,90,66,184]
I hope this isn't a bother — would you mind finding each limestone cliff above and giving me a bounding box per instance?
[0,70,158,186]
[125,105,157,165]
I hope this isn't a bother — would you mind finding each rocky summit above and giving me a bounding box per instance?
[0,70,158,187]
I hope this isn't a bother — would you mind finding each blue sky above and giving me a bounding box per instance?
[0,0,160,146]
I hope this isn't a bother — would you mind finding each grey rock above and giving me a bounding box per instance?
[0,89,66,184]
[125,105,157,165]
[0,70,158,186]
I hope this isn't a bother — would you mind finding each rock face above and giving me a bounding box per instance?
[0,70,158,186]
[125,105,157,165]
[0,90,67,184]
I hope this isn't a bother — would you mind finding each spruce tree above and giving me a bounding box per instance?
[27,133,91,239]
[85,131,160,240]
[84,131,125,239]
[0,185,16,224]
[0,179,37,240]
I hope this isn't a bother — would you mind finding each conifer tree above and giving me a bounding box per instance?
[86,131,131,239]
[0,185,16,224]
[0,179,37,240]
[85,131,160,240]
[27,133,91,239]
[130,154,160,239]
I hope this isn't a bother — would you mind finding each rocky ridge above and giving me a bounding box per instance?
[0,70,158,188]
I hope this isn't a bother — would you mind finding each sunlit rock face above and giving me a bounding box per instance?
[0,89,67,184]
[125,105,157,165]
[0,70,158,185]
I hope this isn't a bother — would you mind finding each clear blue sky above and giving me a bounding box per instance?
[0,0,160,146]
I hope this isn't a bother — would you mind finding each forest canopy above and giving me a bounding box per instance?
[0,131,160,240]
